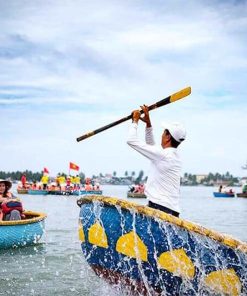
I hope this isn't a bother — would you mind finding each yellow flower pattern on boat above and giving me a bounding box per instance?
[88,222,108,248]
[78,221,85,242]
[116,231,148,262]
[204,268,241,296]
[78,196,244,294]
[158,249,195,279]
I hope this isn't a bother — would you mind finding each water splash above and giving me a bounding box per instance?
[78,197,247,296]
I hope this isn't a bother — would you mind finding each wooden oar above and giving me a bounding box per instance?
[76,86,191,142]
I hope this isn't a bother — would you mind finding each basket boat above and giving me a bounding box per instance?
[27,189,49,195]
[127,192,147,198]
[0,211,47,249]
[213,192,235,198]
[237,193,247,198]
[80,190,103,195]
[17,188,28,194]
[77,195,247,296]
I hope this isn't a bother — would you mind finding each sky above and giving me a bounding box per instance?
[0,0,247,178]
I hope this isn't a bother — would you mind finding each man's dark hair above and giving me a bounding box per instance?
[165,129,181,148]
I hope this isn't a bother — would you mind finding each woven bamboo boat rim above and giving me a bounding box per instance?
[78,195,247,254]
[0,211,47,226]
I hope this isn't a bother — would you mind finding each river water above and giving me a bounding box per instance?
[0,185,246,295]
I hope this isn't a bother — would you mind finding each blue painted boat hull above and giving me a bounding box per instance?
[77,196,247,296]
[213,192,235,198]
[48,190,80,196]
[47,190,103,196]
[28,189,49,195]
[0,211,47,249]
[80,190,103,195]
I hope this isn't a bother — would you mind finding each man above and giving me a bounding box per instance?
[41,174,49,190]
[21,173,27,189]
[127,105,186,217]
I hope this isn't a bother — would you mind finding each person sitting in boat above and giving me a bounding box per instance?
[66,176,71,187]
[129,185,135,193]
[133,184,145,194]
[127,105,186,218]
[222,186,234,194]
[74,175,81,190]
[85,183,93,191]
[138,184,145,194]
[0,179,23,221]
[133,184,140,193]
[65,176,72,194]
[93,182,100,190]
[32,181,37,190]
[85,178,93,191]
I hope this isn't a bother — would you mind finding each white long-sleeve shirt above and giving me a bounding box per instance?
[127,122,182,213]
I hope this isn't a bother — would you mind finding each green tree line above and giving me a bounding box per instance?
[183,171,239,186]
[0,170,43,182]
[0,170,86,183]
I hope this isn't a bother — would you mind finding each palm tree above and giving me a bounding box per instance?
[135,170,144,184]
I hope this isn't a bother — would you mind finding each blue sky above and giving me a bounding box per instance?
[0,0,247,178]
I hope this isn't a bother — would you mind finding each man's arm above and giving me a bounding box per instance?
[127,117,164,162]
[138,105,155,145]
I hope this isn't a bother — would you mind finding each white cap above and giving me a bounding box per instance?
[161,122,186,143]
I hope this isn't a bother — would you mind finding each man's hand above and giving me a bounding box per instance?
[140,105,151,128]
[132,110,141,123]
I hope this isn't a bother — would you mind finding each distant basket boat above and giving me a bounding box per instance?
[48,190,80,196]
[17,188,28,194]
[213,192,235,198]
[0,211,47,249]
[80,190,103,195]
[237,193,247,198]
[47,190,102,196]
[77,195,247,296]
[28,189,49,195]
[127,192,147,198]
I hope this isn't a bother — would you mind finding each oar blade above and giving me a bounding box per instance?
[170,87,191,103]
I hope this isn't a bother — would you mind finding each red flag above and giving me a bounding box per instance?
[69,162,79,171]
[43,167,49,174]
